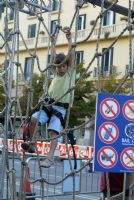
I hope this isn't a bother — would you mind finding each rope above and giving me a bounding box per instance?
[0,0,133,199]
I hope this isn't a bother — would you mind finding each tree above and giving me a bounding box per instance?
[69,64,96,127]
[19,67,130,126]
[0,84,5,110]
[69,69,130,128]
[19,73,45,115]
[19,66,97,125]
[94,74,129,94]
[0,64,5,110]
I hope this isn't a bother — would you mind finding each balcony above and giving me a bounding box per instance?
[76,23,128,40]
[0,23,130,52]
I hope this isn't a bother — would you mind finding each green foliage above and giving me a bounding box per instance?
[20,66,97,125]
[94,75,129,94]
[0,84,5,110]
[31,73,45,106]
[19,67,131,126]
[19,73,45,115]
[0,64,5,110]
[69,64,96,127]
[69,70,131,127]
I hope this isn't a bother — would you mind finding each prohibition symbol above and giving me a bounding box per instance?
[123,100,134,121]
[98,122,119,144]
[121,147,134,170]
[100,98,120,120]
[97,146,118,168]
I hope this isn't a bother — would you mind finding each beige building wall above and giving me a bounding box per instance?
[0,0,133,82]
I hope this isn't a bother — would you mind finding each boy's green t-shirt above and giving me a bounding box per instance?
[48,67,75,105]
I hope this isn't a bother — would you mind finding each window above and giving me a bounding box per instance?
[50,20,58,34]
[75,51,84,65]
[132,1,134,12]
[0,6,4,19]
[8,9,14,21]
[103,11,115,26]
[8,28,13,41]
[52,0,59,11]
[28,24,36,38]
[78,14,86,30]
[101,47,114,75]
[24,57,33,81]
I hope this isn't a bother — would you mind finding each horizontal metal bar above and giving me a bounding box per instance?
[24,0,51,11]
[0,0,51,12]
[85,0,134,18]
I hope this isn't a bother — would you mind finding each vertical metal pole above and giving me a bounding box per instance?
[125,1,132,199]
[124,173,130,200]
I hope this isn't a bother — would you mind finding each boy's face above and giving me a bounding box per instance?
[56,63,68,76]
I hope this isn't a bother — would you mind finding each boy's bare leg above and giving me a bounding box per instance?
[40,130,58,168]
[46,130,58,160]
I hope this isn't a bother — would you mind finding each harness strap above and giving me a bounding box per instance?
[24,106,77,169]
[67,131,77,169]
[54,102,69,109]
[42,106,65,128]
[46,98,69,109]
[51,108,65,128]
[42,106,51,119]
[30,101,66,128]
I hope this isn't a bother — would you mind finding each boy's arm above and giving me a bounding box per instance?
[65,30,74,67]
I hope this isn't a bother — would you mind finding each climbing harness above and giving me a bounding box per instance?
[22,99,77,169]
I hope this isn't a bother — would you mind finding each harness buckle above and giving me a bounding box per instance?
[44,96,52,104]
[39,95,53,105]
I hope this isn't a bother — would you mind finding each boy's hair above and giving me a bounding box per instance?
[54,53,68,66]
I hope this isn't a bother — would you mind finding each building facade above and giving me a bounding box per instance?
[0,0,133,83]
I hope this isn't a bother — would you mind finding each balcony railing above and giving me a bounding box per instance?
[78,23,128,40]
[0,23,129,52]
[93,23,128,37]
[94,25,116,35]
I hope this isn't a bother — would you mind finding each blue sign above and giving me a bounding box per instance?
[94,93,134,173]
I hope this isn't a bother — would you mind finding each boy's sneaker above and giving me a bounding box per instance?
[40,158,54,168]
[28,144,36,153]
[21,142,30,151]
[21,142,36,153]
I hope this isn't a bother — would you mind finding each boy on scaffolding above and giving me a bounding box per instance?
[21,28,75,168]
